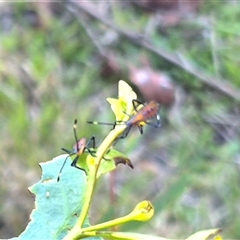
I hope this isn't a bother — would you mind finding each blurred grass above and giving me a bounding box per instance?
[0,1,240,239]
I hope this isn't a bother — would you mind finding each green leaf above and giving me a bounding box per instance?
[96,148,133,178]
[14,155,101,240]
[72,148,132,178]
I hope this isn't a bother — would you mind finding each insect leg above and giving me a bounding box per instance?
[145,115,161,128]
[71,155,79,168]
[84,136,97,157]
[132,99,144,112]
[89,136,96,148]
[138,125,144,134]
[57,153,74,181]
[61,147,72,154]
[71,155,87,174]
[118,125,132,139]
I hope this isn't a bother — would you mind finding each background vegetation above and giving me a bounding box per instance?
[0,1,239,239]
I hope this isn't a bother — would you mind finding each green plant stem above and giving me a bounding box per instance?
[67,200,152,239]
[63,124,126,240]
[79,231,169,240]
[81,206,138,232]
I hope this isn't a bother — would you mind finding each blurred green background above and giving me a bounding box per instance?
[0,1,240,239]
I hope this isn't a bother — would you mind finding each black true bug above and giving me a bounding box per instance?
[57,119,96,181]
[88,100,161,138]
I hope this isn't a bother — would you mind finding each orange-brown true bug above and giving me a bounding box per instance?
[57,119,96,181]
[88,100,161,138]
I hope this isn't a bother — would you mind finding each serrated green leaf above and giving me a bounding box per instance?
[13,155,101,240]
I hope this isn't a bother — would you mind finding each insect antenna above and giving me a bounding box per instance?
[87,121,116,126]
[57,119,80,182]
[73,119,79,146]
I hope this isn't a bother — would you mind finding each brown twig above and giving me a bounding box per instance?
[68,1,240,102]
